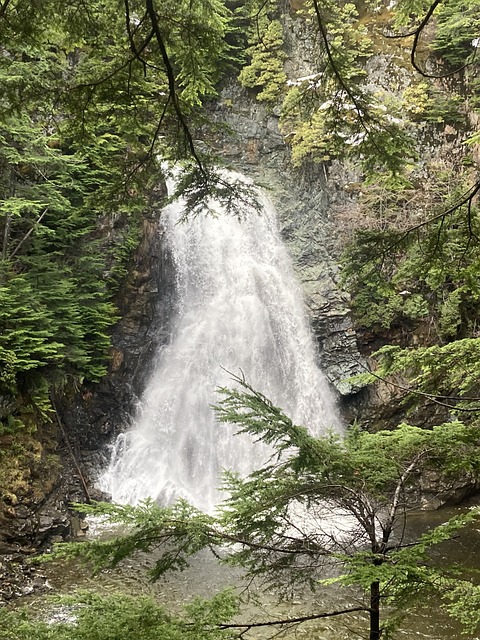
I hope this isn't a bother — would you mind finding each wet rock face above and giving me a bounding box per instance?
[0,509,60,558]
[410,471,480,511]
[58,208,176,452]
[0,456,88,554]
[208,83,366,399]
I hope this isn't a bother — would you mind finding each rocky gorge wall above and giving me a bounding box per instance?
[208,82,367,397]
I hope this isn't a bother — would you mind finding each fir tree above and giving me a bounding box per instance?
[54,377,480,640]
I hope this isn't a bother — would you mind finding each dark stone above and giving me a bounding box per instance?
[57,196,177,453]
[0,554,52,604]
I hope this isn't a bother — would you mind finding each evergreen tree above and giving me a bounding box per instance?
[0,0,237,426]
[55,377,480,640]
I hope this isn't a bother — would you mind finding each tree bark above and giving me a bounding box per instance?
[370,580,381,640]
[1,212,10,262]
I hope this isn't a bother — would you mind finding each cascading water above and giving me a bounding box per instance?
[100,174,342,512]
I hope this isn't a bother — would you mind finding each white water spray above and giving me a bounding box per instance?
[100,174,341,512]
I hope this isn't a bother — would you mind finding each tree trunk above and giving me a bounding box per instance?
[1,168,15,266]
[2,213,11,259]
[369,580,381,640]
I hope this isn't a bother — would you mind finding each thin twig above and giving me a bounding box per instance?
[382,179,480,256]
[9,208,48,259]
[357,361,480,412]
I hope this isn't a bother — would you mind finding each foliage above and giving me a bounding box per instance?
[252,0,480,177]
[358,338,480,415]
[1,0,478,429]
[50,377,480,639]
[402,82,466,126]
[277,0,413,174]
[1,5,480,639]
[168,163,262,220]
[0,0,240,441]
[0,110,119,410]
[442,580,480,634]
[238,14,287,104]
[391,0,480,114]
[431,0,480,67]
[342,167,480,335]
[51,499,219,580]
[0,590,237,640]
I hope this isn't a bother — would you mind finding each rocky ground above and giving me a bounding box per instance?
[0,553,53,603]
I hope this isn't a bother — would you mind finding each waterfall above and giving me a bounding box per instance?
[100,174,342,512]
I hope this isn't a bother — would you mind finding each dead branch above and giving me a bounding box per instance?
[9,208,48,259]
[217,606,368,630]
[383,0,474,79]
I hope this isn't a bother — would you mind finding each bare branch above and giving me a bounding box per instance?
[217,606,368,630]
[144,0,206,175]
[9,207,48,260]
[399,180,480,238]
[383,0,474,78]
[51,396,91,503]
[381,452,428,548]
[356,359,480,413]
[124,1,148,76]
